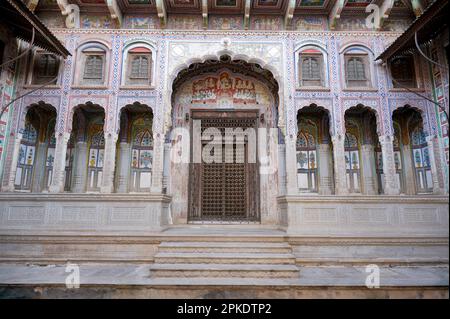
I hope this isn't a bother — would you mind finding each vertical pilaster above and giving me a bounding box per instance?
[49,132,70,193]
[360,144,377,195]
[3,133,22,192]
[72,141,88,193]
[331,134,348,195]
[426,135,446,194]
[116,142,131,193]
[285,135,298,194]
[31,142,47,193]
[151,133,163,193]
[100,132,118,193]
[401,144,416,195]
[317,143,333,195]
[379,134,400,195]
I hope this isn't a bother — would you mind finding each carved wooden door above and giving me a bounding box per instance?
[188,111,259,222]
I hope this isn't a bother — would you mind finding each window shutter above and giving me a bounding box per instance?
[130,55,149,79]
[347,57,366,81]
[84,55,104,80]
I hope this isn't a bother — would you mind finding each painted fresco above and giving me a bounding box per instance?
[251,16,282,30]
[298,0,325,7]
[168,15,202,30]
[124,15,159,29]
[191,73,257,104]
[216,0,237,6]
[81,15,116,29]
[293,16,328,31]
[336,17,369,31]
[209,15,242,30]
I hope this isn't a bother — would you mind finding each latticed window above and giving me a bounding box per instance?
[391,57,416,88]
[130,55,150,79]
[299,50,323,87]
[33,53,58,84]
[83,55,104,80]
[126,48,152,86]
[302,57,320,80]
[130,115,154,192]
[347,57,366,80]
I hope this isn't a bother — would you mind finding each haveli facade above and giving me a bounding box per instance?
[0,0,448,298]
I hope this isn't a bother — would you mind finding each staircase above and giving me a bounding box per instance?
[150,240,299,279]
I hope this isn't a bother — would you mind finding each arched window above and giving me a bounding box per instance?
[14,120,37,190]
[64,134,75,192]
[126,47,152,86]
[130,116,153,192]
[411,126,432,193]
[299,48,323,87]
[345,132,361,193]
[87,124,104,191]
[84,55,104,80]
[44,120,56,189]
[347,57,366,80]
[77,44,108,86]
[344,48,371,88]
[296,130,317,192]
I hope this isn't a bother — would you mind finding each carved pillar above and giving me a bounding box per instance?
[151,132,163,193]
[278,143,287,195]
[100,132,118,193]
[72,141,88,193]
[116,142,131,193]
[31,142,47,193]
[4,133,23,192]
[317,143,333,195]
[331,134,348,195]
[285,134,298,194]
[379,134,400,195]
[49,132,70,193]
[401,144,416,195]
[426,135,445,194]
[360,144,377,195]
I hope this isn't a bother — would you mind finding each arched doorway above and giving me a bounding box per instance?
[170,55,279,223]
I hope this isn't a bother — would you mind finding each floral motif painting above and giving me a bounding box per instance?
[209,16,242,30]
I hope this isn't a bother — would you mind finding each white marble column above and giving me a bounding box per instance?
[379,134,401,195]
[49,132,70,193]
[116,142,131,193]
[285,134,298,194]
[278,143,287,196]
[31,142,47,193]
[72,141,88,193]
[150,133,163,193]
[317,143,333,195]
[331,134,348,195]
[100,132,118,194]
[426,135,446,195]
[3,133,23,192]
[360,144,377,195]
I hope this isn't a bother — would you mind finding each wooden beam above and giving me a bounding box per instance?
[106,0,123,27]
[156,0,167,28]
[329,0,347,30]
[284,0,296,30]
[244,0,251,30]
[202,0,208,29]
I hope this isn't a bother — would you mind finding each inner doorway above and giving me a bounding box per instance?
[188,110,260,223]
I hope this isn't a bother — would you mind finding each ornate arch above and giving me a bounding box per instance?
[165,47,284,134]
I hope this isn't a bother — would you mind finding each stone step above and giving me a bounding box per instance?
[158,241,292,253]
[149,263,299,278]
[154,252,296,264]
